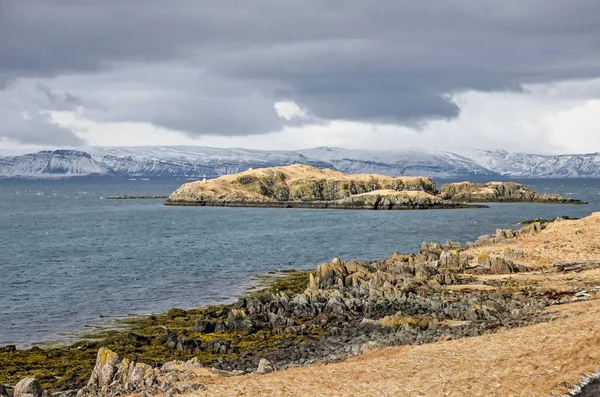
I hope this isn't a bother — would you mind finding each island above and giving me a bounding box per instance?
[164,164,586,209]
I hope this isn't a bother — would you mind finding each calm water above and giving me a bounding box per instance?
[0,178,598,347]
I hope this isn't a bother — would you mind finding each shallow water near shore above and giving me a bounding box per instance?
[1,177,598,347]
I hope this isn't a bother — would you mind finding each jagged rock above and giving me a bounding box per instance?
[87,348,120,388]
[164,329,178,350]
[14,378,42,397]
[127,332,149,343]
[176,336,200,352]
[205,339,231,354]
[0,345,16,353]
[118,358,155,388]
[256,358,274,374]
[501,248,525,260]
[192,319,216,333]
[439,250,462,268]
[227,309,253,332]
[0,385,8,396]
[490,257,518,274]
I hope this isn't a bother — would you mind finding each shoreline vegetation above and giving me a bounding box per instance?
[2,212,600,396]
[163,165,587,209]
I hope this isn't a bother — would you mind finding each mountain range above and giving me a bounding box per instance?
[1,146,599,179]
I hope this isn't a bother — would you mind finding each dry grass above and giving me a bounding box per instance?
[214,165,428,185]
[168,164,435,203]
[185,297,600,397]
[465,212,600,269]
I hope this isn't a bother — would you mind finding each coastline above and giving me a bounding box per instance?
[163,199,488,210]
[3,213,600,396]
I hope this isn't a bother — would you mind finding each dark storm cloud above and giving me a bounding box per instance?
[1,0,600,143]
[0,80,86,145]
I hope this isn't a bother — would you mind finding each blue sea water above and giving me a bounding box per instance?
[0,178,598,347]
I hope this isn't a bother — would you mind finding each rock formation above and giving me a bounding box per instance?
[438,181,586,203]
[165,165,585,208]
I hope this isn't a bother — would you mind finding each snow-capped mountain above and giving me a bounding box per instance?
[1,145,599,179]
[297,147,494,177]
[462,149,600,177]
[84,146,330,178]
[0,150,112,178]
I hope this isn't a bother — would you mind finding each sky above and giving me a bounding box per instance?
[1,1,600,155]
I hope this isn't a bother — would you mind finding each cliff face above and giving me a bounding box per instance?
[438,181,586,204]
[166,164,438,207]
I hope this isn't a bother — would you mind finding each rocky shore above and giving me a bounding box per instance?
[438,181,587,204]
[105,196,168,200]
[5,213,600,397]
[164,164,586,209]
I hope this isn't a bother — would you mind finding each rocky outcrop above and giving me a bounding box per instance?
[147,224,552,376]
[86,348,120,389]
[438,181,587,204]
[77,349,208,397]
[165,165,584,209]
[327,190,485,210]
[164,165,466,210]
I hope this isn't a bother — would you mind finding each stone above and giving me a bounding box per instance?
[490,257,517,274]
[119,358,155,387]
[87,348,120,388]
[0,385,7,396]
[501,247,525,260]
[256,358,274,374]
[127,332,149,343]
[14,378,42,397]
[0,345,16,353]
[192,319,216,333]
[227,309,252,332]
[176,336,200,352]
[165,329,178,350]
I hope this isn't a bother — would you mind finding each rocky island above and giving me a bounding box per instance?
[438,180,587,203]
[3,213,600,397]
[164,164,585,209]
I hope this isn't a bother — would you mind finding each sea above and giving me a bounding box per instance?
[0,177,598,347]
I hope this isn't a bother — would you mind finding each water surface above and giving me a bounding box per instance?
[0,178,598,346]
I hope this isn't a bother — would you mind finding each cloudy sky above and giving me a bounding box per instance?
[1,0,600,155]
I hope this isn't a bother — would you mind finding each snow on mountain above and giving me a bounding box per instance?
[297,147,496,177]
[463,149,600,177]
[1,145,600,179]
[0,150,111,178]
[84,146,330,178]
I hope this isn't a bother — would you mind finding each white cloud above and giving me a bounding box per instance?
[274,101,307,120]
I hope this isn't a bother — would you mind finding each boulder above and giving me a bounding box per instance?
[118,358,155,388]
[87,347,120,388]
[14,378,42,397]
[256,358,274,374]
[0,345,16,353]
[192,319,216,333]
[490,257,517,274]
[227,309,252,332]
[501,248,525,260]
[176,336,200,352]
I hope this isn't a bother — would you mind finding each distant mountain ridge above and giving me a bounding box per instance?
[1,146,599,179]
